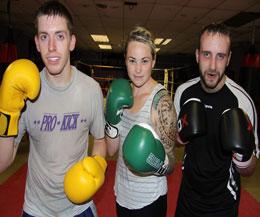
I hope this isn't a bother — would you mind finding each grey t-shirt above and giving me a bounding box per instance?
[15,66,105,217]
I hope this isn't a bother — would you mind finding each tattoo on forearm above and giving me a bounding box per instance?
[152,90,177,166]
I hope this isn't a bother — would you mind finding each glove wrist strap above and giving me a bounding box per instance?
[154,155,170,176]
[232,153,253,169]
[105,122,119,139]
[0,111,19,137]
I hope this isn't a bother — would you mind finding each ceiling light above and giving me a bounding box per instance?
[154,38,164,45]
[91,34,109,42]
[162,38,172,45]
[155,48,160,52]
[98,44,112,49]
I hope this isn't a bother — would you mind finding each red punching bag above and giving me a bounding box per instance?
[239,24,260,101]
[240,48,260,100]
[0,27,18,64]
[240,45,260,140]
[0,0,17,64]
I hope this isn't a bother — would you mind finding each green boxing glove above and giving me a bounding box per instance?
[105,78,133,138]
[123,123,169,176]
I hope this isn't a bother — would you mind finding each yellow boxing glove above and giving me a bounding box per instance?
[0,59,40,136]
[64,156,107,204]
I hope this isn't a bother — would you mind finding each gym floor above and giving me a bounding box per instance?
[0,134,260,203]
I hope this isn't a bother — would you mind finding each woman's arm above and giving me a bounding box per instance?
[151,89,177,175]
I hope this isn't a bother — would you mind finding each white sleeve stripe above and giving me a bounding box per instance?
[226,78,259,158]
[228,81,257,127]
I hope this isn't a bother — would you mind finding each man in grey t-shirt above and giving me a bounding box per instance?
[0,1,107,217]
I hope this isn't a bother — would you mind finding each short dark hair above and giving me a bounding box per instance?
[125,26,156,60]
[198,23,232,49]
[34,0,73,34]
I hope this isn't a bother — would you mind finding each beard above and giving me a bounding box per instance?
[200,69,225,92]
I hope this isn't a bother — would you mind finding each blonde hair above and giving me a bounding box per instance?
[125,26,156,59]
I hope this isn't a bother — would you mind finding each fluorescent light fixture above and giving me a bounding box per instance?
[98,44,112,49]
[91,34,109,42]
[155,48,160,52]
[162,38,172,45]
[154,38,164,45]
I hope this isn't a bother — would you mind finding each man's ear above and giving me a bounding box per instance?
[69,34,76,51]
[227,51,232,66]
[34,35,40,52]
[195,49,199,63]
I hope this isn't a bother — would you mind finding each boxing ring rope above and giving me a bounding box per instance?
[74,60,190,100]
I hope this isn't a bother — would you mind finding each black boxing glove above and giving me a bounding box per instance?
[177,98,207,143]
[220,107,255,169]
